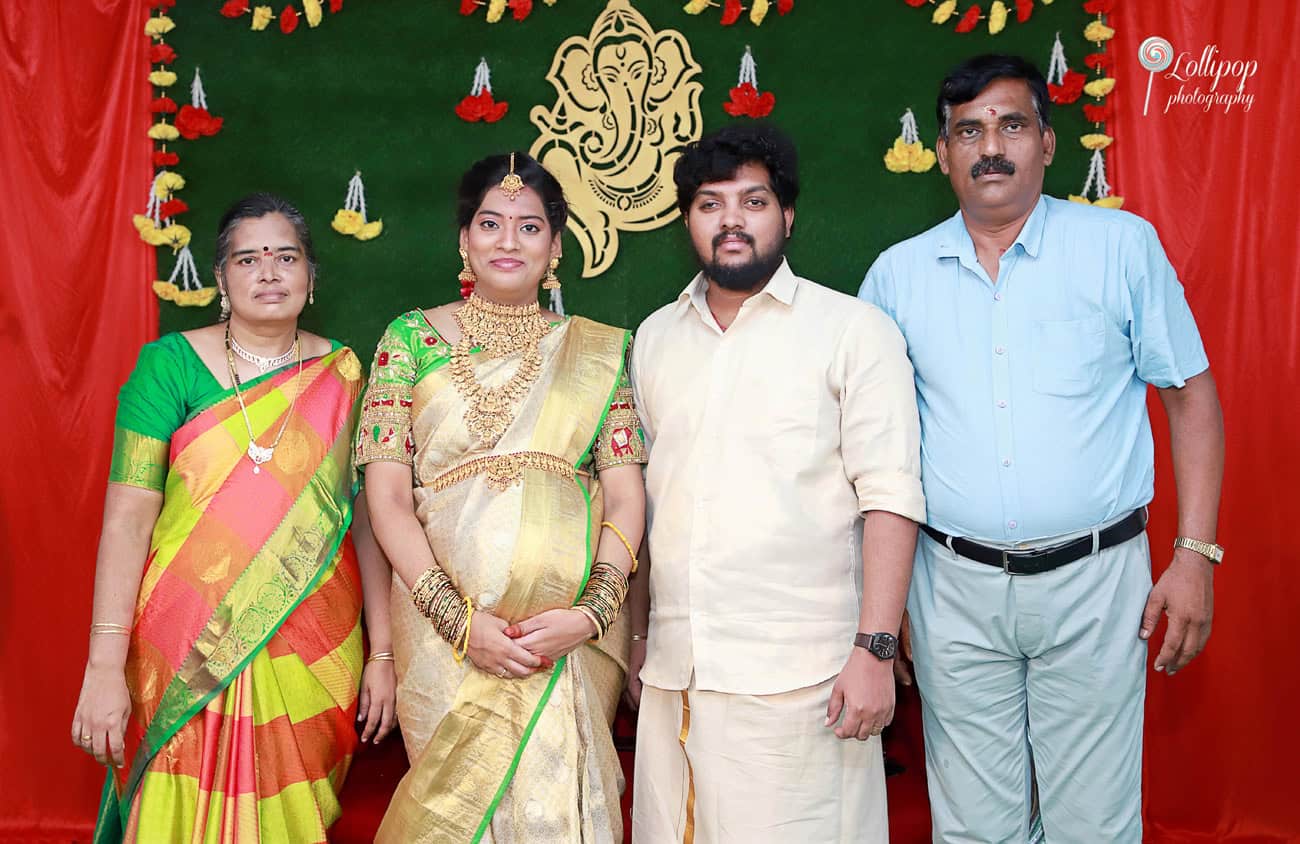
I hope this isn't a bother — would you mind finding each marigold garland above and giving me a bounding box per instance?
[684,0,792,26]
[221,0,344,33]
[1063,0,1124,208]
[902,0,1042,35]
[458,0,556,23]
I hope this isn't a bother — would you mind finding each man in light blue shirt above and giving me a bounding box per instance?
[860,55,1224,843]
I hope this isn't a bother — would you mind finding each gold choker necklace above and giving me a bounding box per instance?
[450,294,553,446]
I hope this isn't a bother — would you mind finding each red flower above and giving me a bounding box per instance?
[454,90,509,123]
[1083,102,1113,123]
[777,0,793,12]
[153,150,180,166]
[1082,0,1116,13]
[1085,52,1114,71]
[1048,69,1087,104]
[509,0,532,21]
[329,0,343,10]
[175,105,224,139]
[279,5,299,33]
[1015,0,1033,23]
[377,351,390,367]
[723,82,775,118]
[955,5,982,33]
[149,43,177,64]
[159,198,189,219]
[721,0,743,25]
[904,0,927,6]
[150,97,178,114]
[219,0,249,17]
[459,0,478,14]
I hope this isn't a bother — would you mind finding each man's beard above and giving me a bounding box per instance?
[698,230,786,292]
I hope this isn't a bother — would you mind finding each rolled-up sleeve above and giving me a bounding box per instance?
[837,306,926,523]
[1125,220,1210,388]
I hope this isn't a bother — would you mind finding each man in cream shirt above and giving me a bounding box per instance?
[627,123,926,842]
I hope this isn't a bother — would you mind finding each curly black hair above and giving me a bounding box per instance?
[457,152,568,234]
[673,122,799,216]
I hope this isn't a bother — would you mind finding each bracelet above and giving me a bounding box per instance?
[631,633,647,642]
[454,596,474,664]
[574,605,604,640]
[573,562,630,640]
[600,520,639,574]
[89,622,131,636]
[367,651,395,663]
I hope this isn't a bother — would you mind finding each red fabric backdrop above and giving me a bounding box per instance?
[1112,3,1300,841]
[0,2,157,840]
[2,2,1297,841]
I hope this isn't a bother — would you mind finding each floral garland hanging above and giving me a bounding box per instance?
[883,109,937,174]
[683,0,793,26]
[138,0,221,307]
[1065,0,1122,207]
[723,46,775,118]
[901,0,1044,35]
[455,58,509,123]
[219,0,344,34]
[331,172,384,241]
[458,0,556,24]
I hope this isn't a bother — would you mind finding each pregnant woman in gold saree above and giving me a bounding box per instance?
[360,152,646,843]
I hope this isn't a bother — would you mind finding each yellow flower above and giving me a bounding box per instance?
[355,220,384,241]
[144,16,175,39]
[989,1,1008,34]
[154,171,186,197]
[486,0,507,22]
[132,214,156,234]
[1080,133,1114,150]
[148,70,178,87]
[1083,77,1116,98]
[1084,21,1116,43]
[148,122,179,141]
[683,0,711,13]
[303,0,323,27]
[152,281,179,302]
[251,6,273,30]
[332,209,364,235]
[138,223,170,247]
[932,0,957,24]
[884,138,936,174]
[174,287,218,307]
[750,0,770,25]
[159,224,192,252]
[1068,194,1125,209]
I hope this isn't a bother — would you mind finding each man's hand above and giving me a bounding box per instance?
[825,647,895,740]
[624,638,647,710]
[1140,549,1214,676]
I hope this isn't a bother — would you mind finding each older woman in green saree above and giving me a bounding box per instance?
[360,152,646,843]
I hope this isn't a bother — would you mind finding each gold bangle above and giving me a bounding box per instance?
[600,520,639,574]
[89,622,131,636]
[367,651,395,663]
[573,605,604,640]
[454,596,474,664]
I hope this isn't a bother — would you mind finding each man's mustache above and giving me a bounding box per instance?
[971,156,1016,179]
[713,231,755,249]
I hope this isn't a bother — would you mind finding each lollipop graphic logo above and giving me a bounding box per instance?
[1139,36,1174,116]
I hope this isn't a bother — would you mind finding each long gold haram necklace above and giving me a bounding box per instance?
[449,294,552,447]
[225,325,303,473]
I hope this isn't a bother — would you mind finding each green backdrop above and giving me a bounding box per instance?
[161,0,1093,359]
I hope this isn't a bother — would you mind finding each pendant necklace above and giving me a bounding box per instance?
[225,325,302,473]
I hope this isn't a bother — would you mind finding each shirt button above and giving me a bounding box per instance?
[994,292,1003,301]
[1008,520,1018,530]
[995,346,1006,355]
[997,400,1008,408]
[1001,458,1012,467]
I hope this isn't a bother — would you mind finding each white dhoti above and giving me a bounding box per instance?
[632,677,887,843]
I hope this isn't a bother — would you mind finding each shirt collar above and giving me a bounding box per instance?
[674,257,800,320]
[935,194,1048,261]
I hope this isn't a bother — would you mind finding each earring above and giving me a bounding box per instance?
[219,290,230,321]
[543,256,561,291]
[458,247,476,300]
[308,285,315,305]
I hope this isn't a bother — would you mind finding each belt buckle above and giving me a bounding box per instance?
[1000,550,1024,576]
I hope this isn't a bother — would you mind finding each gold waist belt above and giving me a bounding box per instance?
[424,451,584,493]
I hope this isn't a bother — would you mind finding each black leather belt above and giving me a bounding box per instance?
[920,510,1147,575]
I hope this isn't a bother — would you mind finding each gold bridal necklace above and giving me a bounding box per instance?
[449,293,552,447]
[225,325,302,473]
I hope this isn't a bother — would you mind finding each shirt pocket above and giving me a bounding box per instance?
[1031,314,1105,397]
[740,371,821,468]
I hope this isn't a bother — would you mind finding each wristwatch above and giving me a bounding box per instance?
[854,632,898,661]
[1174,536,1224,564]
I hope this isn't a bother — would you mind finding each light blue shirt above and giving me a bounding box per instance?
[859,195,1208,542]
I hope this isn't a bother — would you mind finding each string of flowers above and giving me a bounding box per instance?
[901,0,1044,35]
[458,0,556,23]
[683,0,793,26]
[219,0,344,34]
[1066,0,1122,207]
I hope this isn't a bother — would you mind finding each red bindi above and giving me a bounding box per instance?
[986,106,998,117]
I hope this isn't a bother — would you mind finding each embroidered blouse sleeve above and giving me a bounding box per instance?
[356,316,419,467]
[592,339,647,472]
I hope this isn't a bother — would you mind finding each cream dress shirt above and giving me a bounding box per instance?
[632,259,925,695]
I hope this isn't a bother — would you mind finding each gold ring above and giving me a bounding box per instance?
[498,668,510,679]
[81,734,92,743]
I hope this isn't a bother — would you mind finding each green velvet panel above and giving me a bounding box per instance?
[160,0,1096,355]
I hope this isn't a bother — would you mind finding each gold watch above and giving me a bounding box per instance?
[1174,536,1224,564]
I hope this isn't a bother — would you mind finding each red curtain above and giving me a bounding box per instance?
[0,1,156,839]
[1112,3,1300,841]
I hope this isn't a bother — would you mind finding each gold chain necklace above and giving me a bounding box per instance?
[450,294,552,447]
[225,325,302,473]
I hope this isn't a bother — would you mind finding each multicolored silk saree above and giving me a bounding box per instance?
[357,311,644,843]
[94,335,364,844]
